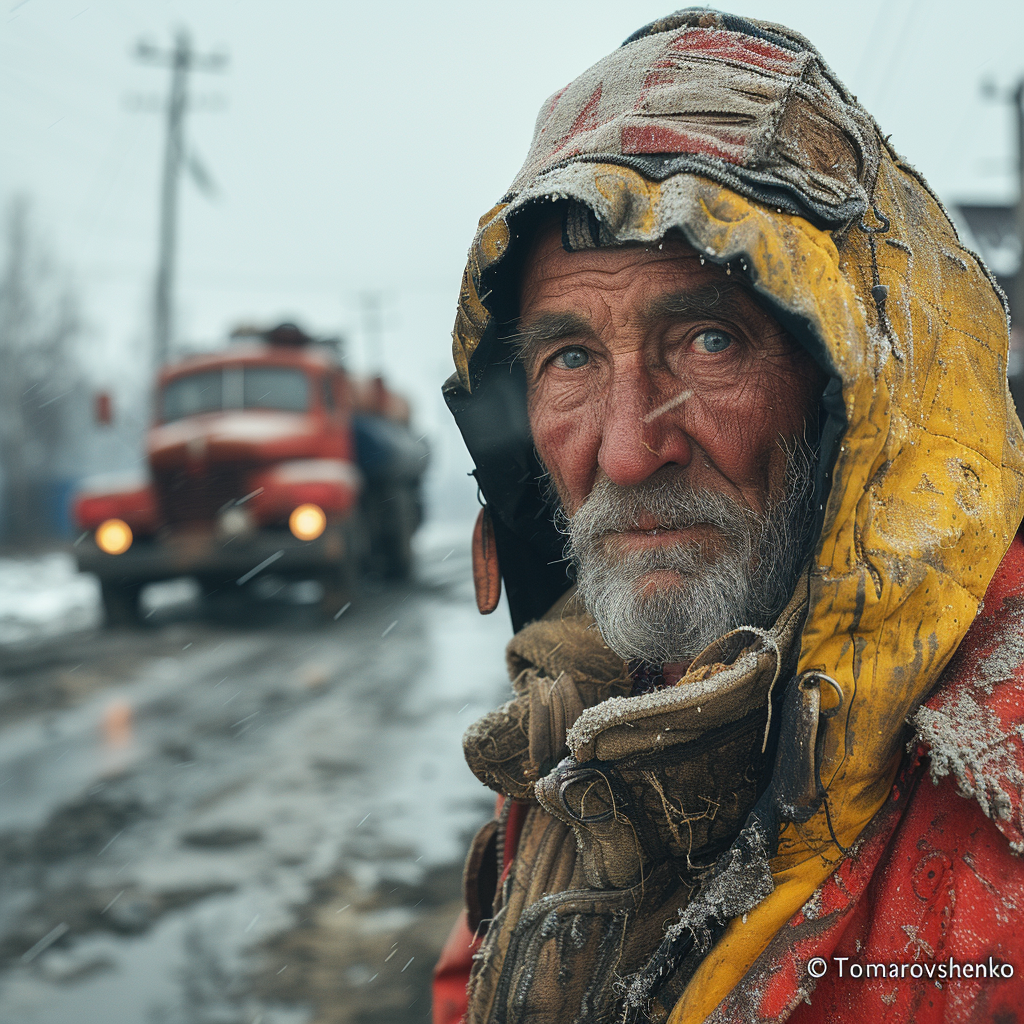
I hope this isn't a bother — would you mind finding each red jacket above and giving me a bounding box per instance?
[434,536,1024,1024]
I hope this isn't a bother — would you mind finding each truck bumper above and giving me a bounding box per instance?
[76,525,348,585]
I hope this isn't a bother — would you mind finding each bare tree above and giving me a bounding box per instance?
[0,195,86,544]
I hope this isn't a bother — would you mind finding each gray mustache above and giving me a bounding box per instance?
[567,473,757,545]
[554,437,818,664]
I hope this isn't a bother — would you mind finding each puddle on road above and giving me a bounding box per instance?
[3,864,464,1024]
[3,896,311,1024]
[0,528,512,1023]
[257,863,466,1024]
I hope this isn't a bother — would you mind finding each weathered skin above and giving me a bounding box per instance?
[520,225,823,520]
[518,224,825,683]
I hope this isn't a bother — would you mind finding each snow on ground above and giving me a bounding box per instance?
[0,552,102,646]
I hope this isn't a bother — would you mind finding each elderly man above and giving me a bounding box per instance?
[433,10,1024,1024]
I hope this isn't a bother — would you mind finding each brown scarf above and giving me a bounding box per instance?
[461,585,807,1023]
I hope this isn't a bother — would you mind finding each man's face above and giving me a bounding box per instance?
[518,222,824,663]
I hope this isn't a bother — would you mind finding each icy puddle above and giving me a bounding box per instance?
[0,528,510,1023]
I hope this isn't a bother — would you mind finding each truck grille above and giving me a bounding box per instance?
[155,466,253,526]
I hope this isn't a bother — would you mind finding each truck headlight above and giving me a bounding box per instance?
[289,503,326,541]
[96,518,133,555]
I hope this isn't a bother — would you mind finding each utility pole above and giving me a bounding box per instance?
[135,31,226,369]
[1013,80,1024,343]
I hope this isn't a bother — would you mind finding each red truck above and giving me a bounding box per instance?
[74,324,427,624]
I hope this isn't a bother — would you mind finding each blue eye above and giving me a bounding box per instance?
[555,347,589,369]
[694,330,733,354]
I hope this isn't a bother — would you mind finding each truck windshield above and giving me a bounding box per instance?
[242,366,309,412]
[162,367,311,421]
[162,370,223,421]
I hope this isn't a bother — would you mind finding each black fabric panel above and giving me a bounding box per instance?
[443,353,570,632]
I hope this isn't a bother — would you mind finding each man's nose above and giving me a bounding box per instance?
[597,369,693,487]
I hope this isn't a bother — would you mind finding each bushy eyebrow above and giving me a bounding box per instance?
[643,283,747,325]
[510,311,590,366]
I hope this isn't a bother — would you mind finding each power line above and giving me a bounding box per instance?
[1014,81,1024,334]
[133,29,227,370]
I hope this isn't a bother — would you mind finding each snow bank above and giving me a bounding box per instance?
[0,552,101,645]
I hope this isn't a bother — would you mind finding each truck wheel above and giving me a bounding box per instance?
[384,526,414,579]
[372,483,415,581]
[383,486,417,580]
[320,562,356,619]
[101,581,143,627]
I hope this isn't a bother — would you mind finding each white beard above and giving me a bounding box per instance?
[562,445,816,665]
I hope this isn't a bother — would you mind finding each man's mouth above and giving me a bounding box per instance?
[632,513,672,533]
[599,521,726,554]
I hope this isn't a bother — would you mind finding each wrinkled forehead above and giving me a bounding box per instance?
[512,210,777,339]
[518,220,720,329]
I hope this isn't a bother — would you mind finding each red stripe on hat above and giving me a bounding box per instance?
[664,27,800,73]
[620,123,749,162]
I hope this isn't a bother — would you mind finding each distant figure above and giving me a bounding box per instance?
[434,9,1024,1024]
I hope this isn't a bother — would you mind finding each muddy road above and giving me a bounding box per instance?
[0,526,511,1024]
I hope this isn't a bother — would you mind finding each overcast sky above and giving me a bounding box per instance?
[2,0,1023,503]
